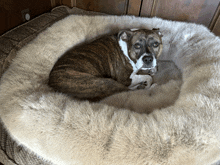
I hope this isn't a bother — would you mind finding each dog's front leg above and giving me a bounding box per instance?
[128,72,153,90]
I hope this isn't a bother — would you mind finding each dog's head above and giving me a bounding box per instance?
[118,28,163,75]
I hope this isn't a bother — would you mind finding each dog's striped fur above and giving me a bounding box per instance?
[48,29,162,101]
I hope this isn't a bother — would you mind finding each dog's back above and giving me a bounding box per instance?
[48,35,131,101]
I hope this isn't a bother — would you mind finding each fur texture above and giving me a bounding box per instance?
[0,15,220,165]
[100,60,183,113]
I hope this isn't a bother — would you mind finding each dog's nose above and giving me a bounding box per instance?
[142,56,153,65]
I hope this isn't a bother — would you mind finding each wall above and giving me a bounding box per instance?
[67,0,220,36]
[0,0,52,35]
[1,0,220,36]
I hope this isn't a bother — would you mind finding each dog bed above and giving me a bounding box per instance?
[1,6,220,165]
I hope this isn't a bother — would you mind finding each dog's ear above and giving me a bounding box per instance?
[118,30,132,41]
[152,28,163,37]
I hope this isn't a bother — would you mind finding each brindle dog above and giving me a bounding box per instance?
[48,29,163,101]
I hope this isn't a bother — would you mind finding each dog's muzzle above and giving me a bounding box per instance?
[136,54,157,75]
[141,54,156,68]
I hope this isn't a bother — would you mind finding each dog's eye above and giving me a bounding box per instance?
[134,43,141,49]
[153,42,159,48]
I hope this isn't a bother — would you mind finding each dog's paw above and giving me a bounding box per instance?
[130,80,151,90]
[136,81,148,89]
[137,83,146,89]
[129,73,152,89]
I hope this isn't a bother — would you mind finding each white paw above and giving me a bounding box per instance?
[129,74,153,90]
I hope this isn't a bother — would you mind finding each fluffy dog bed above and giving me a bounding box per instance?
[0,8,220,165]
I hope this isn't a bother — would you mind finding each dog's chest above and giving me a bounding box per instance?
[88,36,133,86]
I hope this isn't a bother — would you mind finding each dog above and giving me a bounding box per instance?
[48,28,163,101]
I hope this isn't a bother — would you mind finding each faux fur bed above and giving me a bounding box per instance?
[0,14,220,165]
